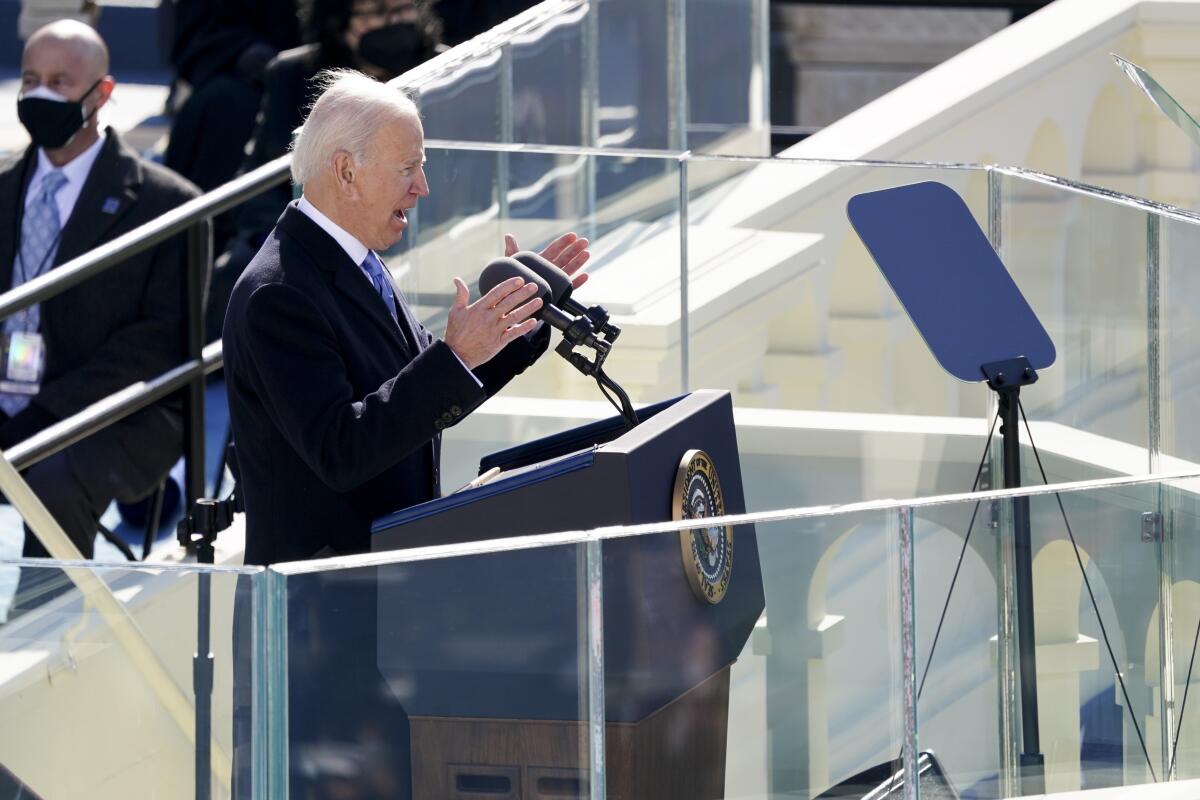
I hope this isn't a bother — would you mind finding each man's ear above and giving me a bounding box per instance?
[92,76,115,111]
[332,150,357,197]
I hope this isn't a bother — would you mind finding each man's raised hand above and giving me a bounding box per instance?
[504,231,590,290]
[443,276,542,370]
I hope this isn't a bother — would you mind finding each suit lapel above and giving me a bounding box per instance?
[279,205,412,357]
[382,261,426,354]
[56,130,138,263]
[333,265,413,358]
[0,148,38,293]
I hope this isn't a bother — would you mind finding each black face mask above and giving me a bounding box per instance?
[17,79,102,150]
[357,22,436,77]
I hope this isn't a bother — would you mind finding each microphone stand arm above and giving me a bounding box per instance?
[552,317,638,430]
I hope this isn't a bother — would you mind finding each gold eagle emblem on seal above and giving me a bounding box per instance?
[673,449,733,604]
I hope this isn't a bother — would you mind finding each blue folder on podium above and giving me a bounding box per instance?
[369,389,764,797]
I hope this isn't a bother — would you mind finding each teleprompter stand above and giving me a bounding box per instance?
[982,356,1045,787]
[848,181,1057,795]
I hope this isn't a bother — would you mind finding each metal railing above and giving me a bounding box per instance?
[0,154,292,523]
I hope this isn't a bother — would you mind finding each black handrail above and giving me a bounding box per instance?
[6,342,224,472]
[0,154,292,505]
[0,155,291,321]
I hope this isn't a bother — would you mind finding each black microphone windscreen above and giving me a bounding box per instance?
[512,250,572,304]
[479,257,551,299]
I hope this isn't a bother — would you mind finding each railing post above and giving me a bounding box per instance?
[898,505,919,800]
[184,223,210,508]
[265,568,290,799]
[679,155,690,393]
[585,537,607,798]
[1148,213,1178,780]
[498,42,513,224]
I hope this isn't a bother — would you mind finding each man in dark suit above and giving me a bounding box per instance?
[223,70,588,567]
[222,70,587,796]
[0,20,204,608]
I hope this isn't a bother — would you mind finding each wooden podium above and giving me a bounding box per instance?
[371,390,764,799]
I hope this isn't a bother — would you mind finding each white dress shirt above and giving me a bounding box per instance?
[24,130,107,225]
[296,195,480,384]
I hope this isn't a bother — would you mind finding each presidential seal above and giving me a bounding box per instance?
[674,449,733,604]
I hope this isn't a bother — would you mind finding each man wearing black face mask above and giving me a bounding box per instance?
[204,0,444,341]
[0,20,205,610]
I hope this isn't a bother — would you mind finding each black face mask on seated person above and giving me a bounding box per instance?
[357,22,438,77]
[17,79,103,151]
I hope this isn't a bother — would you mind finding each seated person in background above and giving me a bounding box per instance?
[0,20,205,610]
[164,0,300,193]
[206,0,444,341]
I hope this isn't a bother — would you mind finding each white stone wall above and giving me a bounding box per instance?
[776,4,1009,128]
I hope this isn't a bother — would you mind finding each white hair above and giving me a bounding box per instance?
[290,69,419,186]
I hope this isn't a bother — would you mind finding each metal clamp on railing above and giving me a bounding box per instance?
[176,492,243,565]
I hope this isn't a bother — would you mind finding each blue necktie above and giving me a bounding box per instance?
[0,170,67,417]
[361,251,400,325]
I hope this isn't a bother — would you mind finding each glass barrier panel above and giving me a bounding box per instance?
[684,157,994,509]
[413,2,588,147]
[409,0,766,154]
[0,561,263,799]
[1158,213,1200,469]
[997,172,1151,471]
[685,0,770,156]
[592,511,908,799]
[507,6,590,147]
[273,543,596,799]
[914,479,1172,797]
[414,3,599,148]
[910,493,1003,799]
[415,51,505,145]
[594,0,679,152]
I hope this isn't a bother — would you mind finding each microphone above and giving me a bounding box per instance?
[478,258,604,351]
[509,250,618,339]
[480,258,637,430]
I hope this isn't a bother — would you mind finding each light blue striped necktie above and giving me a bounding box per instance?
[0,170,67,416]
[361,251,400,325]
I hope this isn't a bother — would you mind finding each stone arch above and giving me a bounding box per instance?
[807,517,998,789]
[1082,84,1138,177]
[1015,120,1071,202]
[1025,119,1070,177]
[1030,539,1129,793]
[1145,580,1200,778]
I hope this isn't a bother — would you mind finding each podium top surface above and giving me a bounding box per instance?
[847,181,1056,383]
[372,390,727,534]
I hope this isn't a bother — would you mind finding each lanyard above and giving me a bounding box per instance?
[10,220,67,333]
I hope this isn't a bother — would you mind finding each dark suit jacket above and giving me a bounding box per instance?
[224,204,549,566]
[0,129,204,495]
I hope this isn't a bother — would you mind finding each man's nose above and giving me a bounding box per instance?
[412,167,429,197]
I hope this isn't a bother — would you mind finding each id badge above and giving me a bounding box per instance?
[0,331,45,395]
